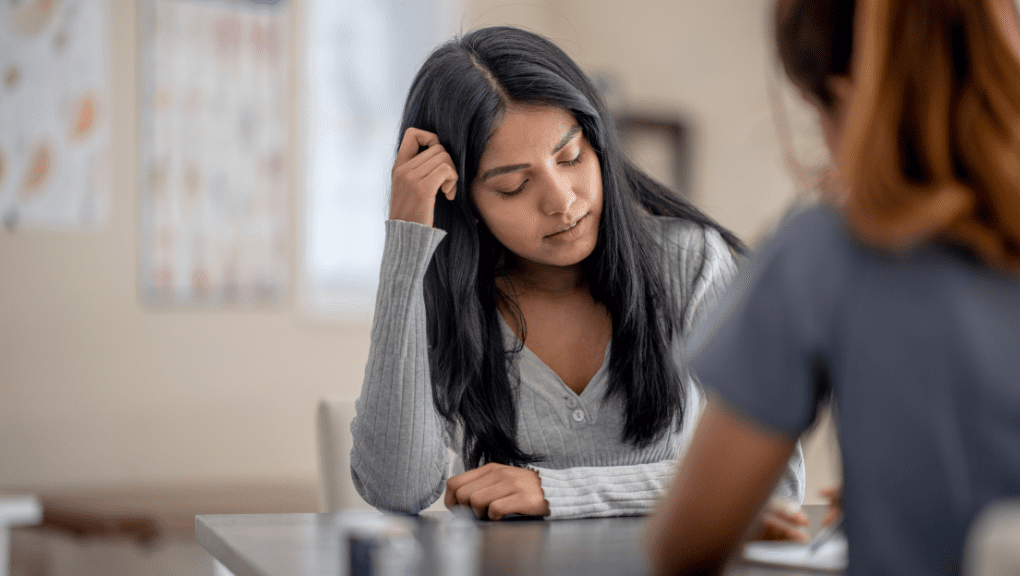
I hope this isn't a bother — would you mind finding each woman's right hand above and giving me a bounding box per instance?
[389,128,459,227]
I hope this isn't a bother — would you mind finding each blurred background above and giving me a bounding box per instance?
[0,0,836,574]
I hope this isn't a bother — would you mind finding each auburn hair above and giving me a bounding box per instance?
[778,0,1020,271]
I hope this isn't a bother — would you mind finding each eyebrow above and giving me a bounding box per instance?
[479,125,583,181]
[552,126,582,155]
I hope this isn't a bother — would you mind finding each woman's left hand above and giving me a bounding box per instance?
[819,486,843,527]
[445,463,551,520]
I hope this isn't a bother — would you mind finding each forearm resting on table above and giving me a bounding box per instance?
[644,400,798,576]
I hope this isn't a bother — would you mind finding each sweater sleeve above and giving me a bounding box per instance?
[531,461,677,518]
[349,220,450,514]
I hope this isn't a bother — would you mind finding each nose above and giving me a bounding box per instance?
[539,172,576,217]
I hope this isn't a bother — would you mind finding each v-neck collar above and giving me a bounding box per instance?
[498,313,611,406]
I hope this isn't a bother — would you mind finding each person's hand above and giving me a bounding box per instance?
[445,463,551,520]
[753,501,810,542]
[820,486,842,526]
[389,128,458,227]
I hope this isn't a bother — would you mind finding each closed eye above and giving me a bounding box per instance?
[496,180,527,198]
[561,151,583,166]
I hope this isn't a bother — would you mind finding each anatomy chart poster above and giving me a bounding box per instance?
[0,0,111,231]
[138,0,290,307]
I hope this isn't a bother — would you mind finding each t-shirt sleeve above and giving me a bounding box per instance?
[687,206,848,436]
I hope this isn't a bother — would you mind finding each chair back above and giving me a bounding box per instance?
[317,396,450,513]
[317,396,373,512]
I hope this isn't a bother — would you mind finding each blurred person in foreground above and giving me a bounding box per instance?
[645,0,1020,574]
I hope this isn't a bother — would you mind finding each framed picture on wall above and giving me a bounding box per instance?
[614,112,693,200]
[138,0,290,307]
[0,0,111,232]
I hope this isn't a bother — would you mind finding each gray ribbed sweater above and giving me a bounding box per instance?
[350,216,805,519]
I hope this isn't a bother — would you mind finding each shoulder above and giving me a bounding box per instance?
[649,214,735,268]
[764,202,853,259]
[721,203,858,340]
[649,214,725,252]
[648,215,738,293]
[747,203,857,290]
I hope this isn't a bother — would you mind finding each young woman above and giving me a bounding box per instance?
[348,26,805,522]
[646,0,1020,573]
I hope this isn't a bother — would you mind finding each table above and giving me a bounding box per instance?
[197,506,842,576]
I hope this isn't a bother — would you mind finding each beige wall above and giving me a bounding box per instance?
[0,0,836,500]
[1,0,371,487]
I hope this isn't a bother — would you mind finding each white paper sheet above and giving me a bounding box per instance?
[742,534,848,573]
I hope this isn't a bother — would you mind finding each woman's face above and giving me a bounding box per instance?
[471,105,603,272]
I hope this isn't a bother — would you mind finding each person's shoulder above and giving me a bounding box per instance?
[649,213,710,241]
[731,202,859,320]
[756,202,856,271]
[647,214,737,296]
[648,215,732,261]
[773,202,848,241]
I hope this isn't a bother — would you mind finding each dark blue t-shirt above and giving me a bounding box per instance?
[689,205,1020,575]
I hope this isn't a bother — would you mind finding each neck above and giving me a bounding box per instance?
[501,261,587,298]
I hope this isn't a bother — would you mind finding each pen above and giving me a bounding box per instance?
[808,515,844,553]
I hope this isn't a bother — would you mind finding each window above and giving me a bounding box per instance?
[302,0,460,319]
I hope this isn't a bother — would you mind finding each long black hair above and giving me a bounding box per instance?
[398,26,743,468]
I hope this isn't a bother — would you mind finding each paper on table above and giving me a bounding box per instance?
[742,533,848,573]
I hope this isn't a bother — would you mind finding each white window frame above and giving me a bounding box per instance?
[300,0,461,320]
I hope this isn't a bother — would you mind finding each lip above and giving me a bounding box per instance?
[545,213,589,238]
